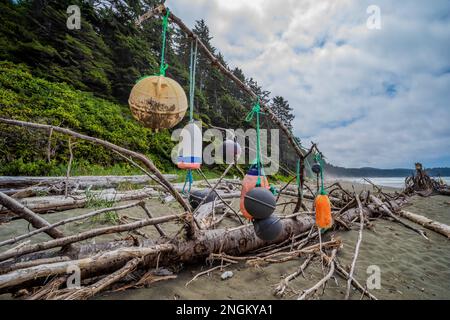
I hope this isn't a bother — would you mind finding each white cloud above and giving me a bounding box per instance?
[166,0,450,168]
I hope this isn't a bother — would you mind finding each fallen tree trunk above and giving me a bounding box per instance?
[0,188,160,218]
[0,244,175,290]
[0,175,178,194]
[154,183,241,197]
[0,202,144,248]
[0,256,71,275]
[398,210,450,238]
[55,257,143,300]
[0,175,178,189]
[0,188,240,221]
[3,177,238,199]
[370,195,428,239]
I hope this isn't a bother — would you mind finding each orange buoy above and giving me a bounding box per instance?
[240,164,269,220]
[314,194,332,229]
[128,76,188,129]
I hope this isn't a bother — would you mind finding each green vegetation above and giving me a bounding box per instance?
[90,211,120,225]
[84,189,116,208]
[0,61,175,175]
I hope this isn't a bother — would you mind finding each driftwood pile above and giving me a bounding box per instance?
[1,120,450,300]
[405,162,450,196]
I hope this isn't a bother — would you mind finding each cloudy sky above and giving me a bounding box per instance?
[166,0,450,169]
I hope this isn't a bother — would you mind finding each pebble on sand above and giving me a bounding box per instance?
[221,271,234,280]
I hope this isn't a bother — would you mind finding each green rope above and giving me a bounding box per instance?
[159,8,170,77]
[245,98,263,186]
[135,9,171,82]
[189,40,198,121]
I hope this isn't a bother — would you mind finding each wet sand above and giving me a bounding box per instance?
[1,181,449,300]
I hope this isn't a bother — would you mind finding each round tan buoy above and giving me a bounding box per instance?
[128,76,188,129]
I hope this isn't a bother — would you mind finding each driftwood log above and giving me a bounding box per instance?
[0,187,240,221]
[399,210,450,238]
[0,188,160,217]
[0,175,178,193]
[0,192,65,241]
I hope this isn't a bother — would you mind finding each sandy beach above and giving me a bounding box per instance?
[1,181,449,300]
[100,190,450,300]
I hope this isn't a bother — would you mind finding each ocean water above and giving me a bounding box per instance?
[333,176,450,189]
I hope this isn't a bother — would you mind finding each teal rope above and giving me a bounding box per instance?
[269,185,278,195]
[159,8,170,76]
[245,98,263,186]
[181,41,199,193]
[189,40,198,121]
[182,169,194,194]
[314,153,327,195]
[320,166,325,194]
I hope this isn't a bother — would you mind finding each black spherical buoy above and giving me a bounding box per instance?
[188,189,217,209]
[311,162,321,174]
[244,187,276,219]
[253,216,283,241]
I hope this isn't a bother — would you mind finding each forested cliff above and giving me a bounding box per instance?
[0,0,298,176]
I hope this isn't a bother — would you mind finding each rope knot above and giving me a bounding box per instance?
[159,63,168,77]
[314,153,327,195]
[245,98,261,122]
